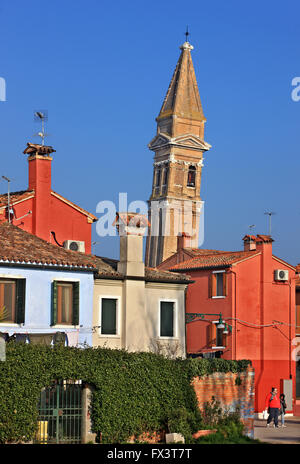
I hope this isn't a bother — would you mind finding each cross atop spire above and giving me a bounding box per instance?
[185,26,190,42]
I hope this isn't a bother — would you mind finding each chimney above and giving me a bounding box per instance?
[243,235,257,251]
[114,213,150,277]
[177,233,192,251]
[23,143,56,241]
[255,234,274,255]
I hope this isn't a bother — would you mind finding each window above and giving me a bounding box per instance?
[101,298,118,335]
[187,166,196,187]
[210,321,227,349]
[155,169,161,188]
[160,301,175,337]
[211,271,226,298]
[162,167,169,186]
[51,281,79,326]
[0,279,25,324]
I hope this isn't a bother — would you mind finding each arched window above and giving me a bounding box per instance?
[187,166,196,187]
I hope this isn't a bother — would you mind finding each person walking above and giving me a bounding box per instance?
[279,393,287,427]
[264,387,280,428]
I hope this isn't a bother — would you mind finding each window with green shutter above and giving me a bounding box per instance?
[160,301,174,337]
[101,298,117,335]
[51,281,79,326]
[0,279,25,324]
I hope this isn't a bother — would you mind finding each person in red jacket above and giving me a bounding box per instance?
[264,387,280,428]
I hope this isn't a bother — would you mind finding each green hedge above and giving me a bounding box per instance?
[0,343,251,443]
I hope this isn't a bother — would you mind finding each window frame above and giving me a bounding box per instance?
[99,295,121,338]
[158,299,178,339]
[187,165,196,188]
[0,277,26,326]
[211,320,227,350]
[51,280,80,328]
[211,270,227,299]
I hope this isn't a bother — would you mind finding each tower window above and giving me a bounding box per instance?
[187,166,196,187]
[162,167,169,186]
[155,169,161,187]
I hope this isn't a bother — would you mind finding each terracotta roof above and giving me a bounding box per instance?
[170,250,259,271]
[243,234,274,243]
[0,222,96,269]
[0,222,191,283]
[184,248,224,256]
[0,190,34,208]
[92,257,191,283]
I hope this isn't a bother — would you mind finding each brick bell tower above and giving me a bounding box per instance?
[145,39,211,268]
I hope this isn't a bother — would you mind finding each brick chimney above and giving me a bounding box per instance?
[23,143,56,241]
[177,233,192,251]
[114,213,150,277]
[243,235,257,251]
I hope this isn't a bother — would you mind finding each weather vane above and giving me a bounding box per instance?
[34,110,49,146]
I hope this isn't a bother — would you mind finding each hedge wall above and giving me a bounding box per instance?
[0,343,251,443]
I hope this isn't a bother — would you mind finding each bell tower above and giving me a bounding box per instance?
[145,40,211,267]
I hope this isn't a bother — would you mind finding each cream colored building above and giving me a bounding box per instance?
[91,213,190,358]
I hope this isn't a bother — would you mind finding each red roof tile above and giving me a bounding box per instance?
[0,222,96,269]
[0,222,190,283]
[170,250,259,271]
[0,190,34,208]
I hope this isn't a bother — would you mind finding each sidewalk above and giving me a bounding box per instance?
[254,416,300,444]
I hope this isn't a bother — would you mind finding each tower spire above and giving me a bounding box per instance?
[145,39,211,268]
[156,36,206,138]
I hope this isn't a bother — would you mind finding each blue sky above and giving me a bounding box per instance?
[0,0,299,264]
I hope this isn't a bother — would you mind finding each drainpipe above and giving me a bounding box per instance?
[228,269,237,360]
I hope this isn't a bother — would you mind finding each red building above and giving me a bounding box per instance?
[0,143,97,253]
[159,234,297,414]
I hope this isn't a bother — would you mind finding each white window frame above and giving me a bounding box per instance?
[211,320,226,350]
[211,270,226,299]
[158,299,178,339]
[99,295,121,338]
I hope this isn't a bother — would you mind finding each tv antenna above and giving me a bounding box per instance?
[248,224,255,243]
[264,211,276,235]
[34,110,49,146]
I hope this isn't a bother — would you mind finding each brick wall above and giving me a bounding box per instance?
[192,368,255,438]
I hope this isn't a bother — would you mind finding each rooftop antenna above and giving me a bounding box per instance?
[264,211,276,235]
[2,175,12,223]
[185,26,190,42]
[248,224,255,245]
[34,110,49,146]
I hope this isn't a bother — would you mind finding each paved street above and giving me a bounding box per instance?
[254,416,300,444]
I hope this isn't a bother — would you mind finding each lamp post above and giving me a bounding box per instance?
[185,312,232,332]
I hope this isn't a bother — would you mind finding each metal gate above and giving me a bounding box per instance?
[36,380,83,444]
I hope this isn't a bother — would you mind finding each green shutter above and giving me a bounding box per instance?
[101,298,116,335]
[15,279,26,324]
[72,282,80,326]
[51,281,58,326]
[160,302,174,337]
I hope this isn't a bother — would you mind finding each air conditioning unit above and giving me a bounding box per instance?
[274,269,289,281]
[63,240,85,253]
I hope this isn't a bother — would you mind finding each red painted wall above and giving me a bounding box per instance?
[8,155,94,253]
[180,243,296,413]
